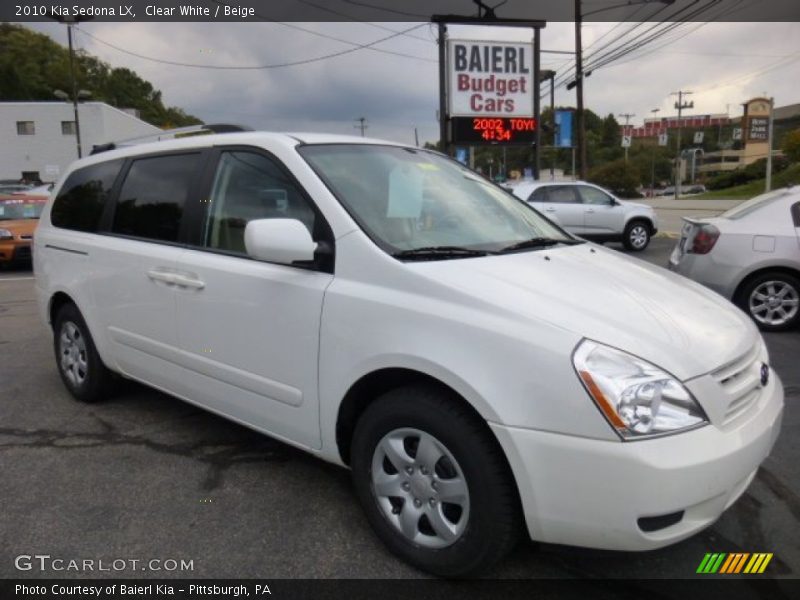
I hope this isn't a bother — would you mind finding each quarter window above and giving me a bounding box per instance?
[112,153,200,243]
[203,151,316,254]
[51,160,123,232]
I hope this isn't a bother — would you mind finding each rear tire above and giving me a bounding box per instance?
[622,220,651,251]
[350,385,521,577]
[53,303,115,403]
[738,272,800,332]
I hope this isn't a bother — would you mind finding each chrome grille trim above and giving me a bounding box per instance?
[712,344,763,427]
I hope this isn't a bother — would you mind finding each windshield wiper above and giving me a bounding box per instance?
[392,246,493,261]
[499,237,582,253]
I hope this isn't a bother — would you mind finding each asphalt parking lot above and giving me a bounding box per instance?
[1,238,798,580]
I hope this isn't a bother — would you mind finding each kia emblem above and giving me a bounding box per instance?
[760,363,769,387]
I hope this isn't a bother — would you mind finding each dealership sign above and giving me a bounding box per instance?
[448,40,533,117]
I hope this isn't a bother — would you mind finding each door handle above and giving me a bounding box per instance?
[146,269,177,285]
[544,207,556,212]
[586,208,595,213]
[172,274,205,290]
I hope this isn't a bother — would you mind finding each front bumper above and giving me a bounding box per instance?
[491,371,783,551]
[0,241,32,264]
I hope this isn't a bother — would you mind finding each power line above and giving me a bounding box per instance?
[288,0,433,42]
[75,23,432,70]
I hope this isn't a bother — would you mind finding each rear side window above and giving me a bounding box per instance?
[545,186,580,204]
[529,188,548,203]
[51,160,122,232]
[112,153,200,243]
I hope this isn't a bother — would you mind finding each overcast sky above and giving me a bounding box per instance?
[25,20,800,145]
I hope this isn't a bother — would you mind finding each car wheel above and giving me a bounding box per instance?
[623,220,651,251]
[739,272,800,332]
[53,303,115,402]
[350,385,521,577]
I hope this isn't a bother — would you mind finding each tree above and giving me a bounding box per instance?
[588,159,641,197]
[781,129,800,163]
[0,23,201,128]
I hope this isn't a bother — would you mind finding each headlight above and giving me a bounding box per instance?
[573,339,707,440]
[0,228,13,240]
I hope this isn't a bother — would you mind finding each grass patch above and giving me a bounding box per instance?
[693,163,800,199]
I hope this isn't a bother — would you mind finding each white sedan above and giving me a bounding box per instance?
[512,181,658,251]
[669,186,800,331]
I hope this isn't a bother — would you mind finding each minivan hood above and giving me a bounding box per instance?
[411,243,757,380]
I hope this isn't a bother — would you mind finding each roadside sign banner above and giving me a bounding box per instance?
[621,135,632,148]
[658,132,668,146]
[732,128,743,140]
[694,131,704,144]
[554,110,573,148]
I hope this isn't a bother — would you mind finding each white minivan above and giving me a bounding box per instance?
[34,131,783,577]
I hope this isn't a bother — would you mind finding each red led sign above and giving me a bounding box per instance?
[452,116,537,145]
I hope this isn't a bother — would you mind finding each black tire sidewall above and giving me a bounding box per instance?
[53,304,109,402]
[740,272,800,332]
[350,387,519,577]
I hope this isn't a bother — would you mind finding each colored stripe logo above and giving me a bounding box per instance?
[697,553,773,574]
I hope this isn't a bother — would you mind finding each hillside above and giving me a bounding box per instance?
[0,23,201,128]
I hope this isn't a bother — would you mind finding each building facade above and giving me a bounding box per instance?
[1,101,161,182]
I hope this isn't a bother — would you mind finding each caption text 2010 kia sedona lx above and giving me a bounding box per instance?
[34,130,784,577]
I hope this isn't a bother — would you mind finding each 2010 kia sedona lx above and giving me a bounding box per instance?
[34,130,784,577]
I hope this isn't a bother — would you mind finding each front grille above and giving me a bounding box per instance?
[13,246,31,260]
[711,344,762,426]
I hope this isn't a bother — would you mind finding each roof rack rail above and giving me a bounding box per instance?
[90,123,252,155]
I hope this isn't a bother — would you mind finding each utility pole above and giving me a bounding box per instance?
[650,108,660,196]
[574,0,587,179]
[766,97,774,192]
[671,90,693,200]
[354,117,368,137]
[414,127,419,147]
[618,112,635,163]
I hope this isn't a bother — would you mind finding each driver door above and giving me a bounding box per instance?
[172,148,334,450]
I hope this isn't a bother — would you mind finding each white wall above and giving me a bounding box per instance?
[0,102,160,182]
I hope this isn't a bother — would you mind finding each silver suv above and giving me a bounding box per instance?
[512,181,658,251]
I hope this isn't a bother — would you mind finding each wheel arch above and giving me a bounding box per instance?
[336,367,493,467]
[733,264,800,304]
[49,290,78,330]
[625,215,655,233]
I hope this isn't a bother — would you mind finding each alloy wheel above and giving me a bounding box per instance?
[749,280,799,327]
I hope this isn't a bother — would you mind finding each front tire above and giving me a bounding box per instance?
[53,303,115,402]
[738,272,800,331]
[350,385,521,577]
[623,220,651,251]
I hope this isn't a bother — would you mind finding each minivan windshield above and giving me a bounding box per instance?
[299,144,575,258]
[0,200,45,220]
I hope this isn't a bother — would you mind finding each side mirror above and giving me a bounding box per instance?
[244,218,317,265]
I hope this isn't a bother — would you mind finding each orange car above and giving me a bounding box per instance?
[0,195,48,266]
